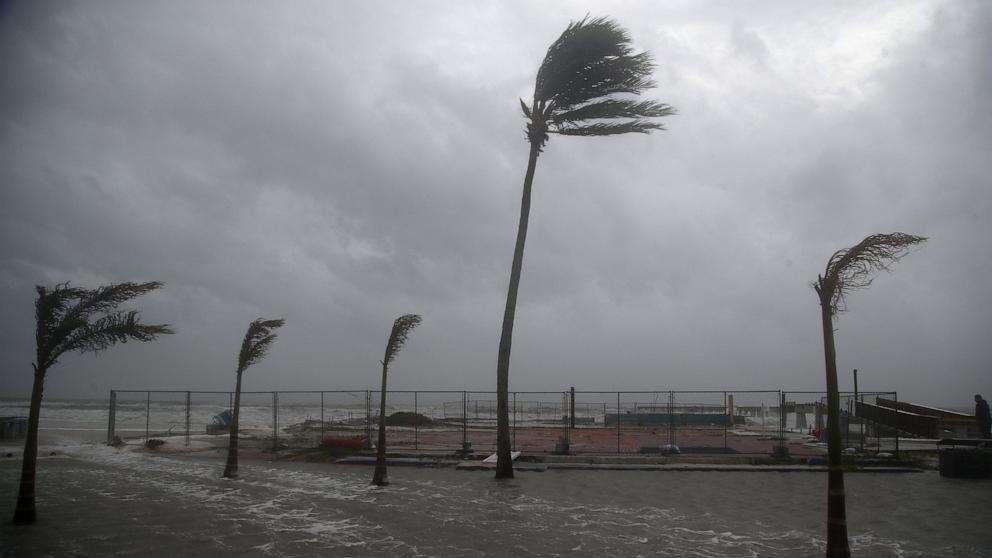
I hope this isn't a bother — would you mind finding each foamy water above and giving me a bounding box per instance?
[2,399,987,556]
[2,441,990,557]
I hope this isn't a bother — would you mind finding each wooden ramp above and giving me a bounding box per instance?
[857,398,973,438]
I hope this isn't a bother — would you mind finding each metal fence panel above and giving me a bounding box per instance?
[106,388,905,457]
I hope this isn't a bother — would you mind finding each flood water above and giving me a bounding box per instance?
[2,444,989,557]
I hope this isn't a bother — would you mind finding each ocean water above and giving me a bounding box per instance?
[2,444,990,557]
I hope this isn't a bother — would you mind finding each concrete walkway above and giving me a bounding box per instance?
[332,455,924,473]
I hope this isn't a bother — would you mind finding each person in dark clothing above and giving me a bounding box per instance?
[975,394,992,439]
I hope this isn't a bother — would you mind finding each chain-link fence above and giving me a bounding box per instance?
[106,388,905,457]
[783,391,900,455]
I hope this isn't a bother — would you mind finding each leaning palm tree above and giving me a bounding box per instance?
[813,232,926,557]
[12,281,173,525]
[223,317,285,479]
[372,313,422,486]
[495,16,675,478]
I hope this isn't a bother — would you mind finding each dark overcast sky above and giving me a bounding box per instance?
[1,1,989,407]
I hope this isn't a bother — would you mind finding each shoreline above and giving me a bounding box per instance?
[85,433,944,473]
[2,428,938,474]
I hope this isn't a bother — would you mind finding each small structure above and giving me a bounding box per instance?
[206,409,233,435]
[0,417,28,440]
[871,398,973,437]
[938,439,992,478]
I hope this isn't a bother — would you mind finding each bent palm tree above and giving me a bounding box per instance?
[496,16,675,478]
[372,313,422,486]
[223,317,285,479]
[13,281,173,525]
[813,232,926,557]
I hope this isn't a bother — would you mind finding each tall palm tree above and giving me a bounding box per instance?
[495,16,675,478]
[223,317,285,479]
[12,281,173,525]
[813,232,926,557]
[372,313,422,486]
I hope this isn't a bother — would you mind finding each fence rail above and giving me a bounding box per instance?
[105,388,901,457]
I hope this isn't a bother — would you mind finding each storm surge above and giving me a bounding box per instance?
[2,443,988,557]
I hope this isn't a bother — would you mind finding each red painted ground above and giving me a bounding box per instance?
[328,425,825,458]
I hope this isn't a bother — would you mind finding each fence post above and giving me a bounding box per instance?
[106,390,117,445]
[272,391,279,450]
[512,392,517,450]
[894,392,900,458]
[845,394,851,450]
[669,391,676,449]
[185,391,191,448]
[875,392,882,451]
[617,391,621,454]
[320,391,325,443]
[462,391,467,451]
[724,391,729,450]
[570,387,575,429]
[145,391,151,442]
[561,391,569,451]
[853,370,865,453]
[414,391,419,450]
[779,391,786,455]
[365,390,372,449]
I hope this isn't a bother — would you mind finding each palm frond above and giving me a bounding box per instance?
[63,311,174,354]
[554,120,665,136]
[524,16,674,149]
[535,16,632,103]
[383,314,422,366]
[551,99,675,124]
[76,282,165,315]
[519,99,532,119]
[34,281,171,369]
[814,233,927,315]
[238,318,285,371]
[44,282,162,345]
[35,284,87,365]
[35,283,86,332]
[547,53,657,111]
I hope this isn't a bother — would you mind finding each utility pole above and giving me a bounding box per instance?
[853,369,863,452]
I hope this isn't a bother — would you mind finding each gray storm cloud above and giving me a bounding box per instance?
[1,1,989,408]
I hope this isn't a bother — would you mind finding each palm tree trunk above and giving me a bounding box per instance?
[819,300,851,558]
[372,361,390,486]
[223,370,244,478]
[496,141,542,479]
[12,364,45,524]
